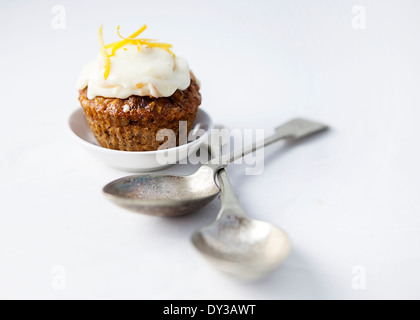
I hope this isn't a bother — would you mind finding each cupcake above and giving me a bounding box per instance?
[77,25,201,151]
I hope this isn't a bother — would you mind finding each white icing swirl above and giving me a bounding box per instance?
[77,44,191,99]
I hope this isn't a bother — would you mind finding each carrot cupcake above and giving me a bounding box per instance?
[77,25,201,151]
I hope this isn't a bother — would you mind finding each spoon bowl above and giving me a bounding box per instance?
[103,165,220,217]
[192,169,291,279]
[192,215,291,279]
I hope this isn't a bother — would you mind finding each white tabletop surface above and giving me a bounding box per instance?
[1,0,419,300]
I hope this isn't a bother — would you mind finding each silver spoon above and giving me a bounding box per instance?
[103,118,328,217]
[192,169,291,279]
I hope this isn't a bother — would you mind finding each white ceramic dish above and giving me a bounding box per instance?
[68,108,213,172]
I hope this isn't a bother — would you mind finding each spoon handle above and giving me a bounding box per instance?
[217,169,248,219]
[222,118,328,165]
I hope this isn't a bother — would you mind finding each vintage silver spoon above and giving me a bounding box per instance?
[192,169,291,279]
[103,118,328,217]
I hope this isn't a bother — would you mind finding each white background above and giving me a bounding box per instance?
[1,0,419,299]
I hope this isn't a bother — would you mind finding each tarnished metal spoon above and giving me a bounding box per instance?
[103,118,328,217]
[192,169,291,279]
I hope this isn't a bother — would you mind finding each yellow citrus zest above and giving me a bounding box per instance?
[98,25,110,80]
[98,25,175,80]
[110,24,148,56]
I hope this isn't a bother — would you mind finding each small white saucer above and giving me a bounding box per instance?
[68,108,213,172]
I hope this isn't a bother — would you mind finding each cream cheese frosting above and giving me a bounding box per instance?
[77,44,191,99]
